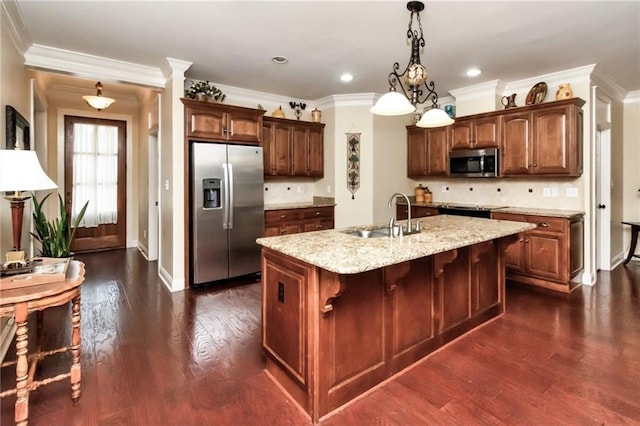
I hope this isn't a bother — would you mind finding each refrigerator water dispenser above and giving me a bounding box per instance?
[202,178,221,208]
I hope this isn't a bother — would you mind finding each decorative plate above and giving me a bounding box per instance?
[525,82,547,105]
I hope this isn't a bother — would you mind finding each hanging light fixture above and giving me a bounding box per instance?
[371,1,453,128]
[82,81,115,111]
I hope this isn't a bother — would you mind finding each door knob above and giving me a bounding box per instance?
[598,204,606,209]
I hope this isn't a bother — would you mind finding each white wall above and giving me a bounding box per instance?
[622,96,640,259]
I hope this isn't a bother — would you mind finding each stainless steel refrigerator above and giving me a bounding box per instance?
[190,142,264,286]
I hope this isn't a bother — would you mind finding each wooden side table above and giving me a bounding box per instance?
[0,261,85,426]
[622,222,640,265]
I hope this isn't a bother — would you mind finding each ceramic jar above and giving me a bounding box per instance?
[271,106,285,118]
[556,84,573,100]
[311,108,322,123]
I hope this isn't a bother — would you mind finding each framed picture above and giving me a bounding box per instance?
[5,105,30,150]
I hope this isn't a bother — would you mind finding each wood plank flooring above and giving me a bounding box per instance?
[1,249,639,425]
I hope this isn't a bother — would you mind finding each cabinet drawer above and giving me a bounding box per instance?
[491,212,526,222]
[301,206,334,220]
[265,209,301,225]
[525,216,566,233]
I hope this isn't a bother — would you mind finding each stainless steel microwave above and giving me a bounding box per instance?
[449,148,499,178]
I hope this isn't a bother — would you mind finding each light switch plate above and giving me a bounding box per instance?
[566,187,578,197]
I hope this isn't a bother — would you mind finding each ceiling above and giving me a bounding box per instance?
[14,1,640,101]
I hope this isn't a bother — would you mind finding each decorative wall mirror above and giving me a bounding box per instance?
[5,105,30,150]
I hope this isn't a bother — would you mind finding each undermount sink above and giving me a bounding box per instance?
[344,227,392,238]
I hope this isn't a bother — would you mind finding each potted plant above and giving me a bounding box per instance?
[31,192,89,258]
[184,80,226,103]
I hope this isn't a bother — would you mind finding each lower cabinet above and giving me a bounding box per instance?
[491,212,584,293]
[264,206,334,236]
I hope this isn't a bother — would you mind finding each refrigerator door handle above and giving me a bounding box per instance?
[228,163,234,229]
[222,163,230,229]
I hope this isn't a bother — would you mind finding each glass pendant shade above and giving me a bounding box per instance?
[370,91,416,116]
[82,81,115,111]
[416,107,455,128]
[82,95,115,111]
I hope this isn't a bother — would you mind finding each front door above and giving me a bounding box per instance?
[64,115,126,253]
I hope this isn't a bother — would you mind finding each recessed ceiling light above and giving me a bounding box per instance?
[466,67,482,77]
[272,56,288,64]
[340,73,354,83]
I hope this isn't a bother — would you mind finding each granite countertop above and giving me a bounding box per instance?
[257,215,535,274]
[264,197,335,211]
[495,207,584,219]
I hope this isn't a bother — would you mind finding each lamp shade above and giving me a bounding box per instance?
[416,107,455,128]
[370,91,416,116]
[82,95,115,111]
[0,150,57,192]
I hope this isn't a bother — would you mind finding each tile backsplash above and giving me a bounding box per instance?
[264,181,315,205]
[414,178,584,210]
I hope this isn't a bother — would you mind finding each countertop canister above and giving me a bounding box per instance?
[311,108,322,123]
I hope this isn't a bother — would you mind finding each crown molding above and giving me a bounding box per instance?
[449,80,504,100]
[1,0,31,54]
[331,93,377,107]
[162,57,192,79]
[24,44,166,88]
[624,90,640,104]
[505,64,596,94]
[591,66,628,102]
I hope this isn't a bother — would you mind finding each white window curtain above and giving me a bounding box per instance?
[72,123,118,227]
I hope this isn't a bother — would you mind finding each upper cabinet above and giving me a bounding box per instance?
[449,116,499,150]
[262,116,325,178]
[183,99,264,144]
[407,125,448,177]
[406,98,585,178]
[500,98,585,177]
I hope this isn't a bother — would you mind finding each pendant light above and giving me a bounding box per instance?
[371,1,453,128]
[82,81,115,111]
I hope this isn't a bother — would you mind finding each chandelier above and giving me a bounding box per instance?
[370,1,453,128]
[82,81,115,111]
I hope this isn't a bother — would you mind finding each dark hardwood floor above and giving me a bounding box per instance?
[2,249,639,425]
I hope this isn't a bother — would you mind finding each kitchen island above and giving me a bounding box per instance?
[256,215,535,423]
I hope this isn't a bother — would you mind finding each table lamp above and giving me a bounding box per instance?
[0,149,57,264]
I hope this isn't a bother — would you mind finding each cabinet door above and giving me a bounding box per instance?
[407,127,428,177]
[188,109,226,140]
[273,123,292,175]
[228,110,261,143]
[532,106,572,175]
[396,204,409,220]
[474,116,499,148]
[450,119,473,150]
[500,112,531,175]
[491,212,526,272]
[307,126,324,177]
[525,231,564,281]
[290,125,308,176]
[426,127,448,176]
[262,121,274,175]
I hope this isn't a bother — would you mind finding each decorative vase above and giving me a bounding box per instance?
[556,84,573,100]
[311,108,322,123]
[272,106,285,118]
[195,93,206,102]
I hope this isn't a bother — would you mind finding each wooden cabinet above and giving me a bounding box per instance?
[449,116,499,150]
[407,125,448,177]
[491,211,584,293]
[183,99,263,144]
[500,98,585,176]
[264,206,334,236]
[262,117,325,178]
[396,205,439,220]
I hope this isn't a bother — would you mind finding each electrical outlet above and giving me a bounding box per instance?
[296,185,302,193]
[441,186,447,192]
[566,187,578,197]
[143,230,147,238]
[543,188,551,197]
[551,187,558,197]
[326,185,331,193]
[164,179,169,190]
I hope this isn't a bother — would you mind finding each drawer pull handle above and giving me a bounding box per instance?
[315,212,321,216]
[539,222,549,228]
[280,214,287,218]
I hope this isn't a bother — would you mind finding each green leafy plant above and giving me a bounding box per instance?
[184,80,226,102]
[31,192,89,258]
